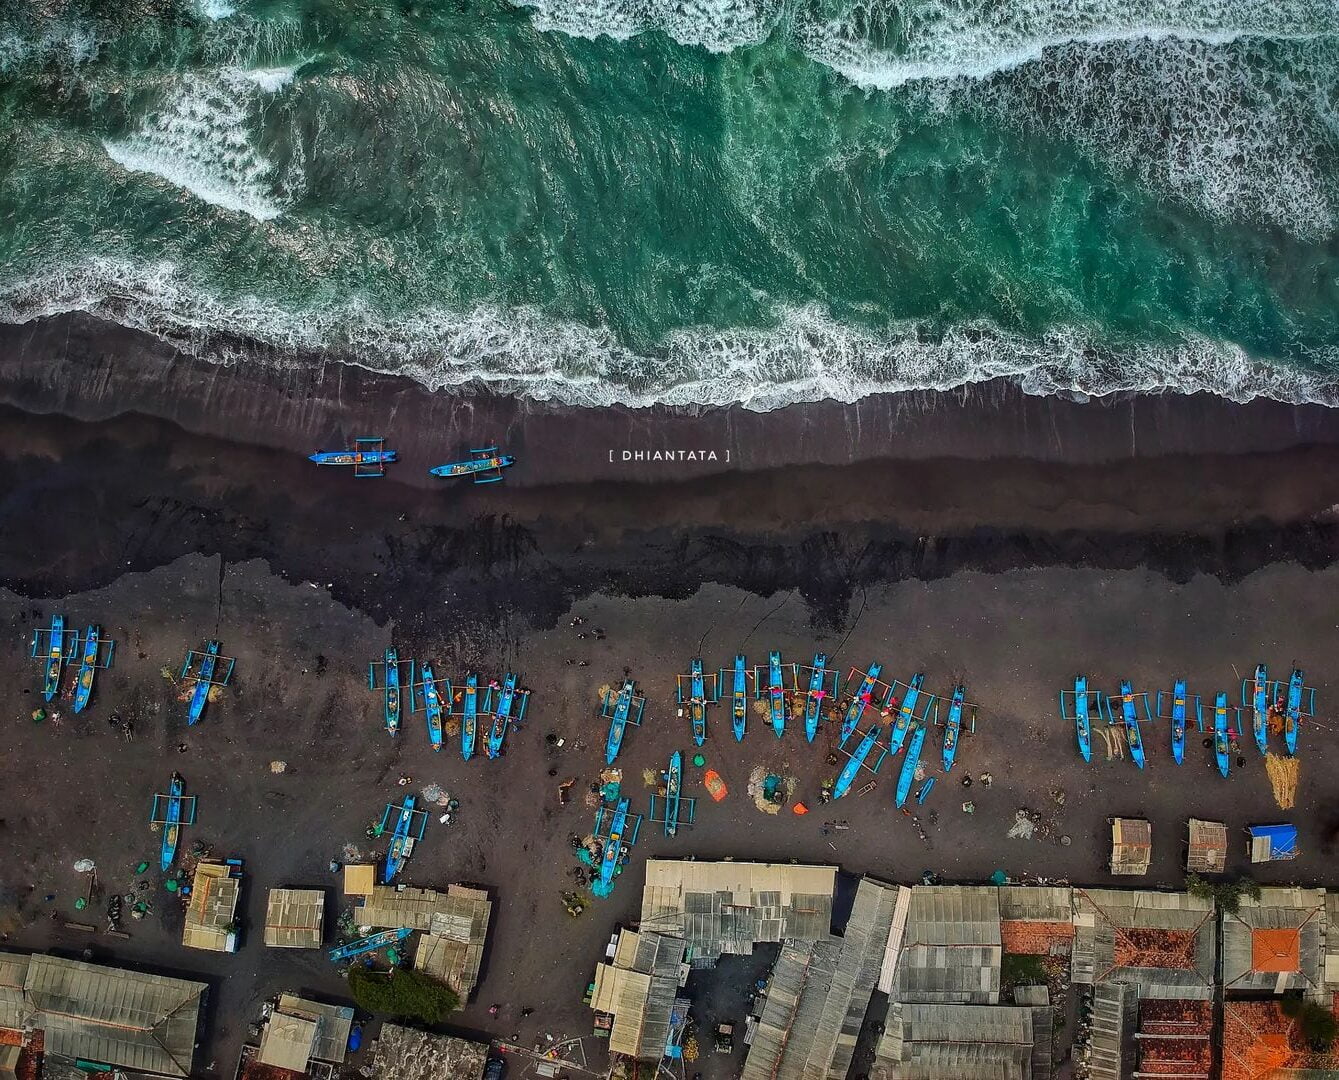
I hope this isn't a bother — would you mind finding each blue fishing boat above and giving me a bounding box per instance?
[1169,679,1188,766]
[487,673,526,758]
[329,926,414,964]
[34,614,68,702]
[380,796,428,884]
[678,659,716,746]
[833,725,882,800]
[801,653,836,743]
[941,684,966,772]
[597,798,631,891]
[727,655,748,741]
[429,446,516,484]
[841,664,881,744]
[460,674,480,760]
[368,648,412,737]
[182,640,235,726]
[1247,663,1269,754]
[886,673,926,754]
[1281,667,1312,756]
[895,721,927,808]
[1116,680,1147,770]
[309,437,397,477]
[1212,692,1231,778]
[418,664,445,751]
[664,751,682,837]
[754,651,786,737]
[1059,676,1096,763]
[602,679,646,765]
[72,624,113,713]
[160,772,184,872]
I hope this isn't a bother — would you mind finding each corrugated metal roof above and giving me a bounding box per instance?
[589,930,686,1060]
[998,886,1072,923]
[258,1011,317,1071]
[277,994,353,1064]
[182,861,239,952]
[896,887,1001,1005]
[410,886,492,999]
[22,954,203,1077]
[741,940,825,1080]
[1072,889,1216,1000]
[1111,819,1152,875]
[872,1002,1043,1080]
[1186,820,1228,874]
[264,888,324,948]
[1325,894,1339,990]
[1088,982,1134,1080]
[0,953,31,1032]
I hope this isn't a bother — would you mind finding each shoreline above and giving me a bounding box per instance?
[4,314,1339,488]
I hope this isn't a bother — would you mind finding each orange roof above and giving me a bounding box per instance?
[1250,928,1300,973]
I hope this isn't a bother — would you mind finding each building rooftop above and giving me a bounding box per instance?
[257,1012,317,1073]
[276,995,352,1064]
[182,860,241,953]
[639,859,836,960]
[1186,819,1228,874]
[3,953,204,1078]
[872,1002,1050,1079]
[368,1023,487,1080]
[264,889,325,949]
[1221,887,1326,997]
[1071,889,1216,1000]
[1222,997,1339,1080]
[896,885,1002,1004]
[589,929,685,1060]
[1110,818,1152,876]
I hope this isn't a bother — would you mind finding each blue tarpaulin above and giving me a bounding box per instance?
[1248,824,1298,861]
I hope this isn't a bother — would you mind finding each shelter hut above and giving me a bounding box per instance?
[182,859,242,952]
[1247,824,1298,863]
[264,889,325,949]
[0,953,204,1077]
[870,1002,1053,1080]
[368,1023,488,1080]
[1186,819,1228,874]
[1221,887,1326,999]
[256,994,353,1073]
[343,863,376,898]
[1109,818,1152,876]
[638,859,836,964]
[895,886,1002,1005]
[741,877,902,1080]
[588,929,688,1061]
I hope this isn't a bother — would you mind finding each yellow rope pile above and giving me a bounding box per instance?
[1264,753,1299,809]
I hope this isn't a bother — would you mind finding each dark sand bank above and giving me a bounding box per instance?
[7,314,1339,486]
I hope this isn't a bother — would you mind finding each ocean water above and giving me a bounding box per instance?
[0,0,1336,409]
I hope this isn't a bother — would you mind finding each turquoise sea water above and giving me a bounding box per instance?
[0,0,1336,407]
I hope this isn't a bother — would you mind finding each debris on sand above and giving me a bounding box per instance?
[269,760,287,774]
[558,778,576,805]
[642,769,659,788]
[748,766,795,814]
[1265,753,1299,809]
[1008,809,1037,841]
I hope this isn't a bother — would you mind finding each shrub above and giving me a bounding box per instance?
[347,966,460,1024]
[1280,997,1337,1052]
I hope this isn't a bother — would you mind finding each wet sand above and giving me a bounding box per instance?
[3,317,1339,1077]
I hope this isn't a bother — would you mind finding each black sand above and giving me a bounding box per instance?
[3,314,1339,1077]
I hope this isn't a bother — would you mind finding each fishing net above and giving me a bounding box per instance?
[1264,753,1299,809]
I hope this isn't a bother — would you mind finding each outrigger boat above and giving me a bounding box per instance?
[1155,679,1201,766]
[429,445,516,484]
[941,684,966,772]
[1113,680,1150,770]
[379,796,429,884]
[722,655,749,741]
[592,797,642,895]
[413,664,446,751]
[308,437,397,477]
[1210,692,1233,778]
[833,725,884,800]
[648,751,697,838]
[677,659,719,747]
[885,673,933,754]
[842,664,882,745]
[30,614,75,702]
[487,672,528,758]
[754,651,789,738]
[602,679,646,765]
[150,772,196,873]
[895,721,928,808]
[455,674,483,761]
[329,926,414,964]
[1243,663,1270,755]
[181,640,235,726]
[1060,676,1103,763]
[796,653,838,743]
[1279,667,1315,756]
[368,647,413,736]
[72,624,115,713]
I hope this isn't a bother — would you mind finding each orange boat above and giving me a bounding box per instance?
[704,770,728,802]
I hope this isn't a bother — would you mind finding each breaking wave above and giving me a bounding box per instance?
[1,257,1334,411]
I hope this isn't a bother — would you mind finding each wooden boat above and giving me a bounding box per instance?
[384,647,403,735]
[841,664,881,745]
[887,673,925,754]
[895,721,927,808]
[40,614,66,702]
[381,796,425,884]
[1071,676,1093,762]
[663,751,682,838]
[688,659,708,746]
[1212,692,1231,778]
[487,673,521,758]
[603,680,643,765]
[1117,680,1146,770]
[703,770,728,801]
[329,926,414,964]
[309,437,397,477]
[186,640,222,726]
[1284,667,1304,756]
[764,651,786,737]
[941,684,965,772]
[73,624,100,713]
[1250,662,1269,754]
[1170,678,1188,766]
[429,446,516,484]
[597,798,631,891]
[419,664,445,751]
[833,725,881,800]
[729,655,748,742]
[160,773,185,872]
[803,653,832,743]
[461,674,479,760]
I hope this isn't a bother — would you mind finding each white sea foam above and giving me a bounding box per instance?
[0,16,100,72]
[196,0,239,18]
[1,257,1335,411]
[101,65,302,222]
[515,0,784,50]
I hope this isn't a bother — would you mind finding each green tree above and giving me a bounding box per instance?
[347,966,460,1024]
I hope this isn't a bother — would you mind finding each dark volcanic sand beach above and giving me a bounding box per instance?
[4,317,1339,1077]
